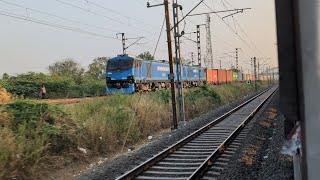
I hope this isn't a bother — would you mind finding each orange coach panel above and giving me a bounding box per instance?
[212,69,218,84]
[218,69,227,84]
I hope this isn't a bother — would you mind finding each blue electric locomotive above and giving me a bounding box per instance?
[106,54,206,94]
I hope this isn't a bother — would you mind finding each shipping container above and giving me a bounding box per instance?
[226,70,233,83]
[206,69,213,84]
[207,69,218,84]
[237,72,243,81]
[244,74,251,81]
[251,74,256,81]
[218,69,227,84]
[232,71,238,81]
[212,69,218,84]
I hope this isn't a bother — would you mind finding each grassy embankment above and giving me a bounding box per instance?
[0,82,267,179]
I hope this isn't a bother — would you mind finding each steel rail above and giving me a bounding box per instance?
[116,87,275,180]
[189,86,278,179]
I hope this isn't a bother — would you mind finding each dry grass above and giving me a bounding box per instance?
[66,94,171,155]
[241,145,259,166]
[0,87,11,104]
[267,108,278,119]
[0,83,265,179]
[259,119,273,128]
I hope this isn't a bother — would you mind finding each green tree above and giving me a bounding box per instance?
[137,51,154,60]
[48,59,84,83]
[86,57,108,79]
[2,73,9,80]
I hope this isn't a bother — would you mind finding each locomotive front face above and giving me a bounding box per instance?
[106,56,135,94]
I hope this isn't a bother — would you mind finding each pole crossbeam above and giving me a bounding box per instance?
[188,8,251,17]
[116,33,144,54]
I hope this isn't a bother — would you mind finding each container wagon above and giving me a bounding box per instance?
[232,71,238,81]
[206,69,218,85]
[218,69,227,84]
[226,70,233,83]
[237,72,244,81]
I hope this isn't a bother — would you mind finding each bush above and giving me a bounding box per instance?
[1,73,105,99]
[0,100,77,179]
[67,94,170,154]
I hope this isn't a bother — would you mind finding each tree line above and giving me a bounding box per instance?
[0,52,155,99]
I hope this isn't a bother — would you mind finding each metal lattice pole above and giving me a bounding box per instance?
[173,0,186,125]
[205,14,213,68]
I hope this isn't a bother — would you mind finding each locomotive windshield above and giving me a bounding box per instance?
[107,59,133,72]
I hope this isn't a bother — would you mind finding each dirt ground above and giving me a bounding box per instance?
[39,96,107,105]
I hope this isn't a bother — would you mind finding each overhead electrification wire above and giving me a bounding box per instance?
[0,10,119,40]
[153,17,165,58]
[55,0,125,24]
[181,36,197,43]
[234,20,265,56]
[204,1,261,57]
[54,0,158,37]
[74,0,159,31]
[217,0,265,56]
[0,0,121,34]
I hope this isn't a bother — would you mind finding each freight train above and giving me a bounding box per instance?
[106,54,256,94]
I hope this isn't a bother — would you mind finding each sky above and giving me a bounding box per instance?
[0,0,278,75]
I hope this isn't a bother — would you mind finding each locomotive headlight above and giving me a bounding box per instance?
[127,76,134,83]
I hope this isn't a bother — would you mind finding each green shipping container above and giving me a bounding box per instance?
[232,71,238,81]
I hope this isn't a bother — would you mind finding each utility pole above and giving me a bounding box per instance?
[147,0,178,129]
[172,0,186,125]
[253,57,257,91]
[268,66,271,85]
[250,58,253,75]
[266,67,269,86]
[235,48,239,70]
[117,33,126,54]
[196,25,202,67]
[219,59,222,69]
[272,67,275,82]
[187,8,251,69]
[191,52,194,66]
[205,15,213,68]
[257,60,260,81]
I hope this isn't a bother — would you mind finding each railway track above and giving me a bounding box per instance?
[116,86,278,180]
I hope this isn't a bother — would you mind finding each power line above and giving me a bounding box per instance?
[203,1,261,57]
[233,19,265,56]
[0,0,121,34]
[73,0,159,31]
[217,0,265,56]
[55,0,125,25]
[55,0,158,37]
[153,17,166,57]
[0,10,119,40]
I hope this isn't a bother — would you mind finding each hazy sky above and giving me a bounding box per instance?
[0,0,278,75]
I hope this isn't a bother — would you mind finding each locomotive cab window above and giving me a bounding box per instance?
[107,59,134,71]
